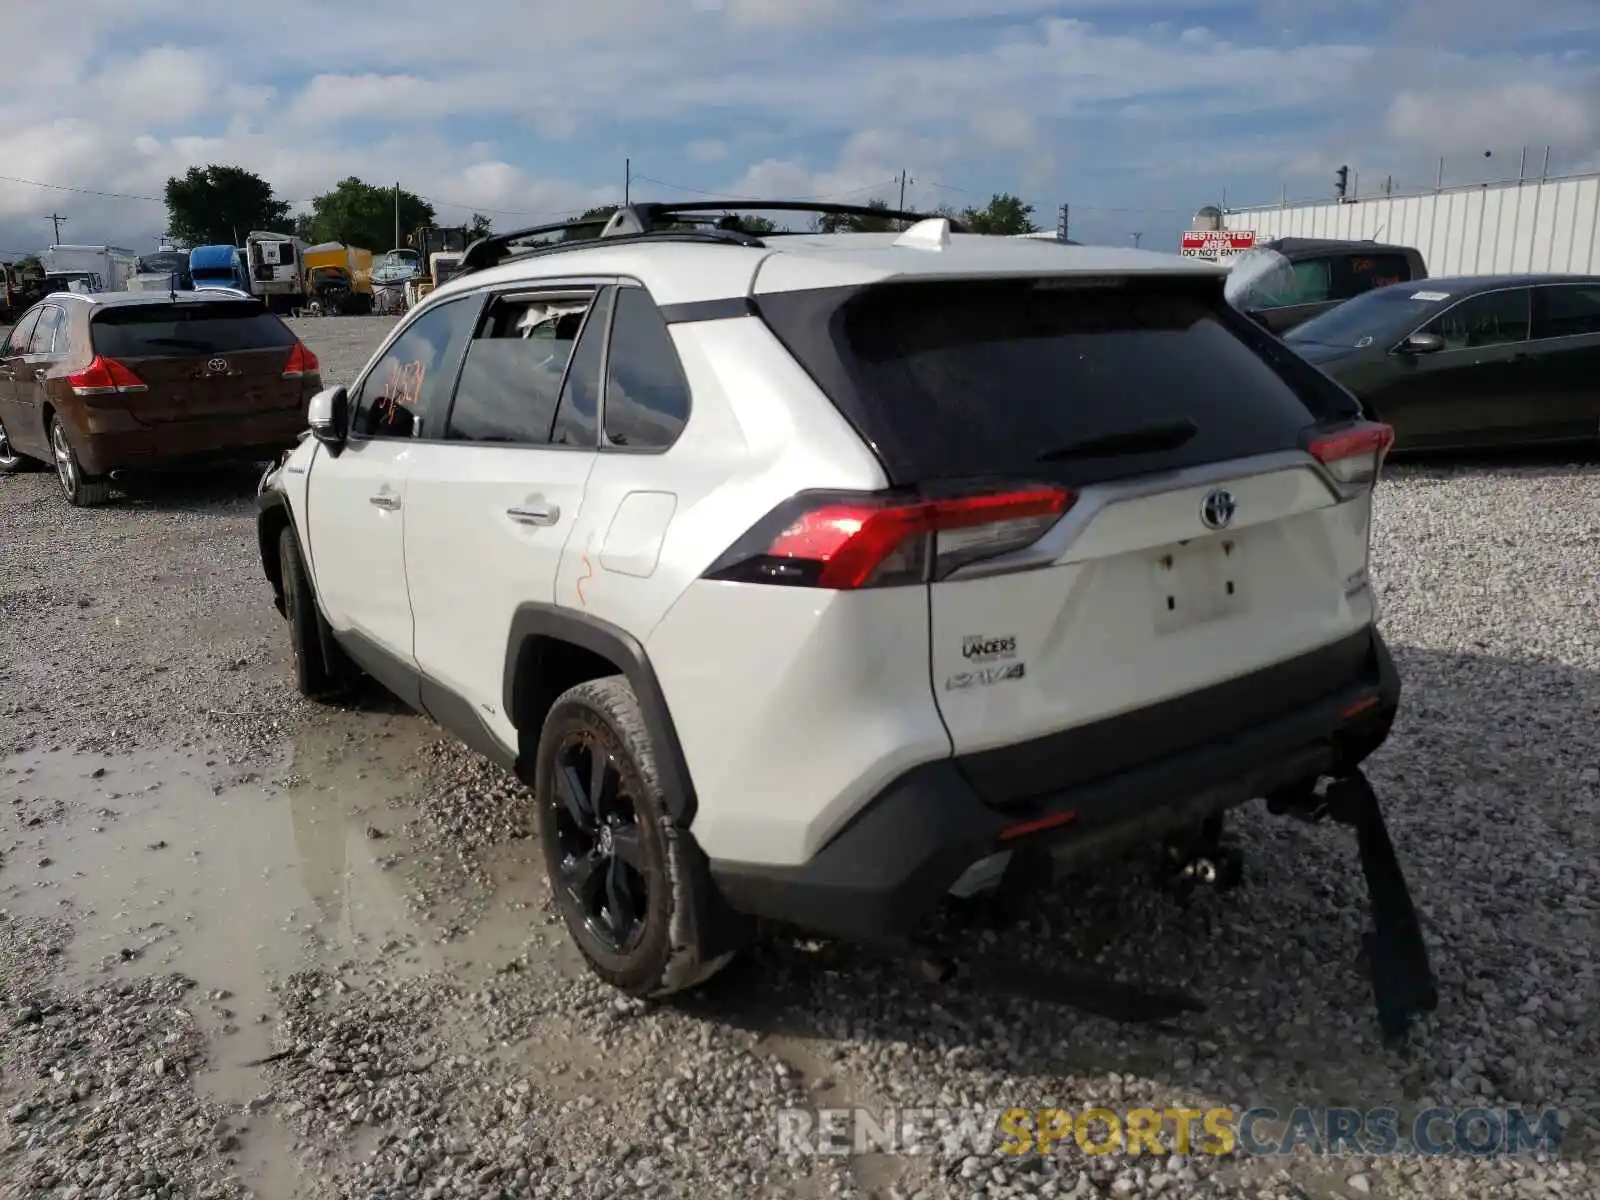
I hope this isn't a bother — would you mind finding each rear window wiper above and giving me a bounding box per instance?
[1036,418,1199,463]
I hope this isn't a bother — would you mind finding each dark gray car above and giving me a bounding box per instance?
[1284,273,1600,450]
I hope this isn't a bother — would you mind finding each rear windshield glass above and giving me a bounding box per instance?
[760,277,1357,485]
[90,302,294,357]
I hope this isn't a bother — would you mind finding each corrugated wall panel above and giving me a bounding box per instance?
[1224,176,1600,277]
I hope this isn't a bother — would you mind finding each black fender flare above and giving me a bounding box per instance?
[503,604,698,825]
[256,485,293,614]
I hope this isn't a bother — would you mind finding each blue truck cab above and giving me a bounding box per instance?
[189,244,250,291]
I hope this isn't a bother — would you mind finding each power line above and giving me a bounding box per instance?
[628,172,901,204]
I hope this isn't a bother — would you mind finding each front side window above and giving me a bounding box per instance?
[1335,253,1412,299]
[1421,289,1531,351]
[351,295,480,440]
[445,292,597,444]
[2,308,43,357]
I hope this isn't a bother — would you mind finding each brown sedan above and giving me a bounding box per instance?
[0,290,320,506]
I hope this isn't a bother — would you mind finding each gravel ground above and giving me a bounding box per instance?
[1,312,1597,1199]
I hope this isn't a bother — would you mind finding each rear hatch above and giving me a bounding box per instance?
[756,273,1384,805]
[88,299,306,424]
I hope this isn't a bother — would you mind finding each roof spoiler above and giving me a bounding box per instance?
[457,200,969,276]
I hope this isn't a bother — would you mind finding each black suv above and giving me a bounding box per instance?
[1227,238,1428,333]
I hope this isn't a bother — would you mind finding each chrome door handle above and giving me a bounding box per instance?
[507,503,559,526]
[369,493,401,510]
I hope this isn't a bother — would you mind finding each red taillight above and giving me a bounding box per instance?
[67,355,147,396]
[283,342,319,378]
[704,485,1074,589]
[1308,421,1393,492]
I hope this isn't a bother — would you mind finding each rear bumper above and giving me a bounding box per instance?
[74,409,308,475]
[707,628,1400,942]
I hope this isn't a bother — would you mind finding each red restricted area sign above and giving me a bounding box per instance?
[1180,230,1256,259]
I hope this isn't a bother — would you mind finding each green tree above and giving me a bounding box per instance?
[960,193,1038,235]
[468,213,493,240]
[818,198,896,233]
[164,164,291,247]
[307,178,436,251]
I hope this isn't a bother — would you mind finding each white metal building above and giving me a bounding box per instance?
[1224,171,1600,277]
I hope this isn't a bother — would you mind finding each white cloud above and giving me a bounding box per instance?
[93,46,217,125]
[1386,83,1592,151]
[968,108,1038,153]
[0,2,1593,257]
[686,139,728,163]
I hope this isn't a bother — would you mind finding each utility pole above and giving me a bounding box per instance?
[625,158,631,205]
[394,183,401,249]
[898,169,907,211]
[45,213,67,243]
[1130,232,1143,248]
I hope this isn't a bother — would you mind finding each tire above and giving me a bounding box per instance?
[535,676,733,997]
[49,415,112,506]
[0,414,40,474]
[278,526,351,701]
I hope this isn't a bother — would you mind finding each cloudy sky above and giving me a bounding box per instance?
[1,0,1596,257]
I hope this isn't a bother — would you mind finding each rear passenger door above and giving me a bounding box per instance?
[404,283,614,754]
[1529,282,1600,441]
[554,281,709,640]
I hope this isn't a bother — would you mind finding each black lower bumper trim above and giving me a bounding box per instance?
[709,630,1401,941]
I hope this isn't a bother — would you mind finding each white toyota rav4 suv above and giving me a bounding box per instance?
[258,202,1433,1036]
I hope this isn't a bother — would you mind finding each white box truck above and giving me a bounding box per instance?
[39,244,136,292]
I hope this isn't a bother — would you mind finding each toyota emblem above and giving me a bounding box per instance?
[207,357,229,374]
[1200,488,1237,530]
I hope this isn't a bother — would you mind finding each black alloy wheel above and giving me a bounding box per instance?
[549,730,650,953]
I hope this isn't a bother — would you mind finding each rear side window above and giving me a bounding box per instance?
[445,292,597,444]
[90,302,295,357]
[760,277,1356,486]
[603,287,691,450]
[30,305,66,354]
[1533,284,1600,339]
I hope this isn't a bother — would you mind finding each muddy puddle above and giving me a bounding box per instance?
[0,711,576,1197]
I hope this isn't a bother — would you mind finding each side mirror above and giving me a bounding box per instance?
[307,385,349,450]
[1401,332,1444,355]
